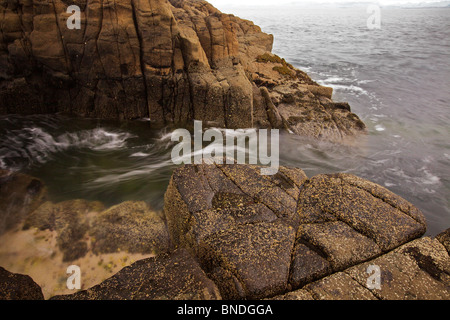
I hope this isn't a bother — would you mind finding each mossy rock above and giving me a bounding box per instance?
[273,65,296,79]
[256,53,284,64]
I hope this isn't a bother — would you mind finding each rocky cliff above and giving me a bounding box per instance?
[0,0,366,142]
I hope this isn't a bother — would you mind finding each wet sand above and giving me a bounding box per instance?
[0,224,154,299]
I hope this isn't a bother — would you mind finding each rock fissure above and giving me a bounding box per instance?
[131,0,151,118]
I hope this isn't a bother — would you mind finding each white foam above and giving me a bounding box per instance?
[375,125,386,132]
[20,127,68,163]
[130,152,150,158]
[357,80,376,85]
[158,131,174,142]
[422,156,434,164]
[320,76,349,83]
[0,127,135,168]
[419,167,440,185]
[58,129,134,151]
[317,81,369,96]
[384,182,396,187]
[92,161,172,184]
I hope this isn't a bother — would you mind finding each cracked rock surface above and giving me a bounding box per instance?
[162,164,433,299]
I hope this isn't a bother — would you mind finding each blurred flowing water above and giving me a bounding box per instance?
[0,6,449,235]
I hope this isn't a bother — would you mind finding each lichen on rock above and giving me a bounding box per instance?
[162,163,431,299]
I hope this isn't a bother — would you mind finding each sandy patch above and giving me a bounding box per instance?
[0,225,154,299]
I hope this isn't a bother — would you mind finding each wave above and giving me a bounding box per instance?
[323,83,370,96]
[418,167,441,186]
[0,127,135,169]
[320,76,352,83]
[58,128,135,151]
[92,161,173,184]
[384,164,441,189]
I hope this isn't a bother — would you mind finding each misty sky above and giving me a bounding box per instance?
[208,0,442,7]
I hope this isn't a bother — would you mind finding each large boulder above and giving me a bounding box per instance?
[164,164,427,299]
[0,267,44,300]
[0,0,366,143]
[50,249,221,300]
[294,173,427,279]
[164,164,305,299]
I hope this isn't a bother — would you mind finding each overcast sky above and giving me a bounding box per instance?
[208,0,443,7]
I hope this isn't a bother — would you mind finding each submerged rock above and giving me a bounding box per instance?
[90,201,171,255]
[0,267,44,300]
[0,170,47,235]
[0,0,365,143]
[163,164,428,299]
[23,199,105,262]
[23,199,171,262]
